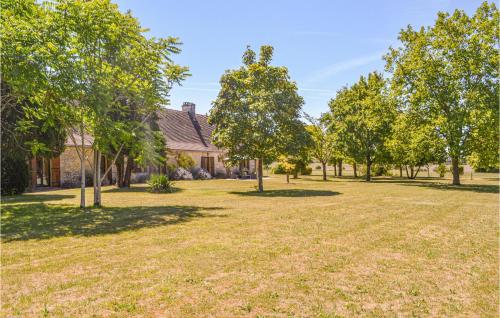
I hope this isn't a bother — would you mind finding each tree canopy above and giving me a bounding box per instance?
[209,45,306,191]
[385,1,499,184]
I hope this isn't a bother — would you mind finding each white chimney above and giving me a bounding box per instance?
[182,102,196,114]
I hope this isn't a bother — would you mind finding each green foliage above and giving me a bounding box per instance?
[301,166,313,175]
[147,174,175,193]
[385,2,499,184]
[450,166,464,175]
[373,164,391,177]
[176,153,195,170]
[434,164,447,178]
[1,154,29,195]
[209,45,306,191]
[272,164,287,174]
[327,72,395,180]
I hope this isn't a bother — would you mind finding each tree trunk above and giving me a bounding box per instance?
[333,164,337,176]
[414,165,421,179]
[366,156,372,182]
[93,151,98,205]
[338,160,343,176]
[353,162,357,178]
[427,164,430,177]
[116,157,124,187]
[123,156,134,187]
[451,157,460,185]
[293,169,298,179]
[399,165,403,178]
[257,158,264,192]
[409,166,414,179]
[80,122,86,208]
[286,173,290,183]
[93,150,101,207]
[322,162,327,181]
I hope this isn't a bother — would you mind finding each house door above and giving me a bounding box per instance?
[36,157,51,187]
[201,157,215,175]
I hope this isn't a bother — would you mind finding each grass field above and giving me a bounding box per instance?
[1,172,498,317]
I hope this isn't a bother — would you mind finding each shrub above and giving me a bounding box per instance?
[170,167,193,180]
[147,174,175,193]
[214,171,227,179]
[476,166,499,173]
[166,162,177,175]
[434,163,447,177]
[301,166,312,175]
[373,164,391,176]
[272,164,286,174]
[315,165,322,170]
[192,167,212,180]
[176,153,195,170]
[1,154,29,195]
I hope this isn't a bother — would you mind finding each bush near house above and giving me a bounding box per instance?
[170,167,193,180]
[147,174,175,193]
[176,153,195,170]
[192,167,212,180]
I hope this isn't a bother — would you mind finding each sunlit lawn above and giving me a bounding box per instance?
[1,172,498,317]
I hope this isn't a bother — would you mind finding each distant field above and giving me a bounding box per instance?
[2,173,498,317]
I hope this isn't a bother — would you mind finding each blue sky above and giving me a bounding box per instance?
[115,0,485,117]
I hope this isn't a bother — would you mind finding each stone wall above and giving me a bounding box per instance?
[60,147,93,188]
[169,150,227,175]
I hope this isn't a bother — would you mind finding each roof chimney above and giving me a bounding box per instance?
[182,102,196,114]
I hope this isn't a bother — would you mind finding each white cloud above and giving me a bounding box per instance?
[305,51,385,84]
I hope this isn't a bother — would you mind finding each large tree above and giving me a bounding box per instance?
[328,72,395,181]
[209,45,306,192]
[385,2,499,185]
[2,0,187,206]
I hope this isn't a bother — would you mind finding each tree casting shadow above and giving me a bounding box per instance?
[230,189,341,197]
[1,203,225,242]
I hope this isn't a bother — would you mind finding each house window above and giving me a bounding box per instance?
[201,156,215,175]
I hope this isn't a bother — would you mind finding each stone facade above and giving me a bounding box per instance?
[59,146,94,188]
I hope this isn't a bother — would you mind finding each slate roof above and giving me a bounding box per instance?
[156,108,221,152]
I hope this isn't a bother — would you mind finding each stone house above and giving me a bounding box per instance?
[28,102,256,190]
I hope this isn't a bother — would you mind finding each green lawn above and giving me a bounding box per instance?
[2,173,498,317]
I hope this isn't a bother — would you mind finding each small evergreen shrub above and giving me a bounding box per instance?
[1,154,29,195]
[315,165,322,170]
[147,174,175,193]
[170,167,193,180]
[176,153,195,170]
[434,163,447,177]
[192,167,212,180]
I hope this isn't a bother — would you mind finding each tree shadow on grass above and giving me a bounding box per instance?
[101,186,183,194]
[1,193,76,204]
[399,182,499,194]
[230,189,341,197]
[359,178,499,194]
[1,203,225,242]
